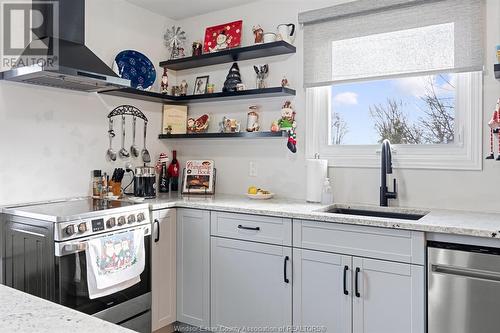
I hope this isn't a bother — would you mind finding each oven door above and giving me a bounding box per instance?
[54,225,151,317]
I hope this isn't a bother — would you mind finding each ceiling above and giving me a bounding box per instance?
[125,0,259,20]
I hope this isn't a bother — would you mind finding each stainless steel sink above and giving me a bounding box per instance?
[325,207,427,220]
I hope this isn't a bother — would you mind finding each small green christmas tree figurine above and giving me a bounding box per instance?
[223,62,242,92]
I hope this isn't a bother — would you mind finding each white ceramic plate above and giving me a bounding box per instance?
[246,193,274,200]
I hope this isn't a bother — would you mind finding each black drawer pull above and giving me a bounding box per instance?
[343,265,349,295]
[355,267,361,298]
[154,219,160,242]
[237,225,260,231]
[284,256,290,283]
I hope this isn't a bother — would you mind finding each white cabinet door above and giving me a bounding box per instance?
[293,249,352,333]
[352,257,424,333]
[152,209,177,331]
[177,209,211,328]
[211,237,292,331]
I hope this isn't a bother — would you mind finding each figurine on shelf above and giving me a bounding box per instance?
[187,114,210,133]
[192,41,203,56]
[223,62,242,92]
[270,121,280,132]
[180,80,188,96]
[246,106,260,132]
[253,25,264,44]
[254,64,269,89]
[160,68,169,94]
[486,98,500,160]
[207,83,215,94]
[278,101,297,153]
[171,85,180,96]
[281,76,289,87]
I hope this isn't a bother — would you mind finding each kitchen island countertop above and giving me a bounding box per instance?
[0,284,133,333]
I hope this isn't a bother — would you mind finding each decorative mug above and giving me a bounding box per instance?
[221,117,241,133]
[263,32,277,43]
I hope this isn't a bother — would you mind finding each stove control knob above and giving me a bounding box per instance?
[128,215,136,224]
[137,213,146,222]
[65,225,75,236]
[78,222,87,233]
[107,217,117,228]
[117,216,126,226]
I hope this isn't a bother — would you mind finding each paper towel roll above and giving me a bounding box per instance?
[306,158,328,203]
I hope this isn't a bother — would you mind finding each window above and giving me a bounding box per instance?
[300,0,484,170]
[331,73,456,145]
[306,71,482,170]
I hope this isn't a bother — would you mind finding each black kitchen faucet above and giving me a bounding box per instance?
[380,139,397,206]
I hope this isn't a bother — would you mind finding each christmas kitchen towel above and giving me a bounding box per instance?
[86,227,145,299]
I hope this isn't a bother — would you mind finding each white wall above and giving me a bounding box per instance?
[171,0,337,200]
[0,0,174,205]
[171,0,500,212]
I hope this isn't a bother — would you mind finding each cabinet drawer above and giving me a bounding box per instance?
[211,211,292,246]
[293,220,424,265]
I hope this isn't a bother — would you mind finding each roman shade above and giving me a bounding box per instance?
[299,0,484,87]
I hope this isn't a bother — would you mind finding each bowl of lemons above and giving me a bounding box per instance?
[247,186,274,200]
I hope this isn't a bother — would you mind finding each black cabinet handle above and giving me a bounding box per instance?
[154,219,160,243]
[284,256,290,283]
[355,267,361,298]
[238,225,260,231]
[343,265,349,295]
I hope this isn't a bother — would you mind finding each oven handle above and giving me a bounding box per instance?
[55,224,151,257]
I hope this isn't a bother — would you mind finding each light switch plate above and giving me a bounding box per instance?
[249,161,257,177]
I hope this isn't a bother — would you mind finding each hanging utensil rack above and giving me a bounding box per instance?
[107,105,148,122]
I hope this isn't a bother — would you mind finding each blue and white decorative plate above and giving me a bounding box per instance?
[114,50,156,91]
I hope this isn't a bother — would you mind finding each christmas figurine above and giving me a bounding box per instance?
[223,62,242,92]
[278,101,297,153]
[486,98,500,160]
[160,68,168,94]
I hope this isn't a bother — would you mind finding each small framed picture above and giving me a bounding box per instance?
[193,76,209,95]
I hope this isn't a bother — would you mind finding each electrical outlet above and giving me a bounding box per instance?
[249,161,257,177]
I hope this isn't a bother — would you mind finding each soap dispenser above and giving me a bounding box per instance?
[321,178,333,205]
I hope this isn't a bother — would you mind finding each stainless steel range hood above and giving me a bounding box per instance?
[0,0,130,92]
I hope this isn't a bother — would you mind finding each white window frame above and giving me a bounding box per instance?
[306,71,483,170]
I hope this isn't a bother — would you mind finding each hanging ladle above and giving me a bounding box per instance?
[130,116,140,158]
[119,115,130,158]
[106,118,117,161]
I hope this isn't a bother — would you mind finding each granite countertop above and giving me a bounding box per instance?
[0,284,133,333]
[145,193,500,239]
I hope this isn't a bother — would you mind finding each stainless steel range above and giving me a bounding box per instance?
[1,198,152,333]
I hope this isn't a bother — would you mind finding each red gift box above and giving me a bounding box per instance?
[204,20,242,53]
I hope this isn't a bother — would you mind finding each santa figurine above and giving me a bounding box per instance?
[486,98,500,160]
[210,30,232,52]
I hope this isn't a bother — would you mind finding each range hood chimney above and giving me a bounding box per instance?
[0,0,130,92]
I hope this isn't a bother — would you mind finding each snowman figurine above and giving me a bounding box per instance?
[210,30,232,52]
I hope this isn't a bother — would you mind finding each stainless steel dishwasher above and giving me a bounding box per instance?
[428,241,500,333]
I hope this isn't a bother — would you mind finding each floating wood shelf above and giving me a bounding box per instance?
[100,87,296,104]
[159,41,296,71]
[158,131,286,139]
[495,64,500,79]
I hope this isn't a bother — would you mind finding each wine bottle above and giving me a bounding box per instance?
[168,150,180,191]
[159,162,169,193]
